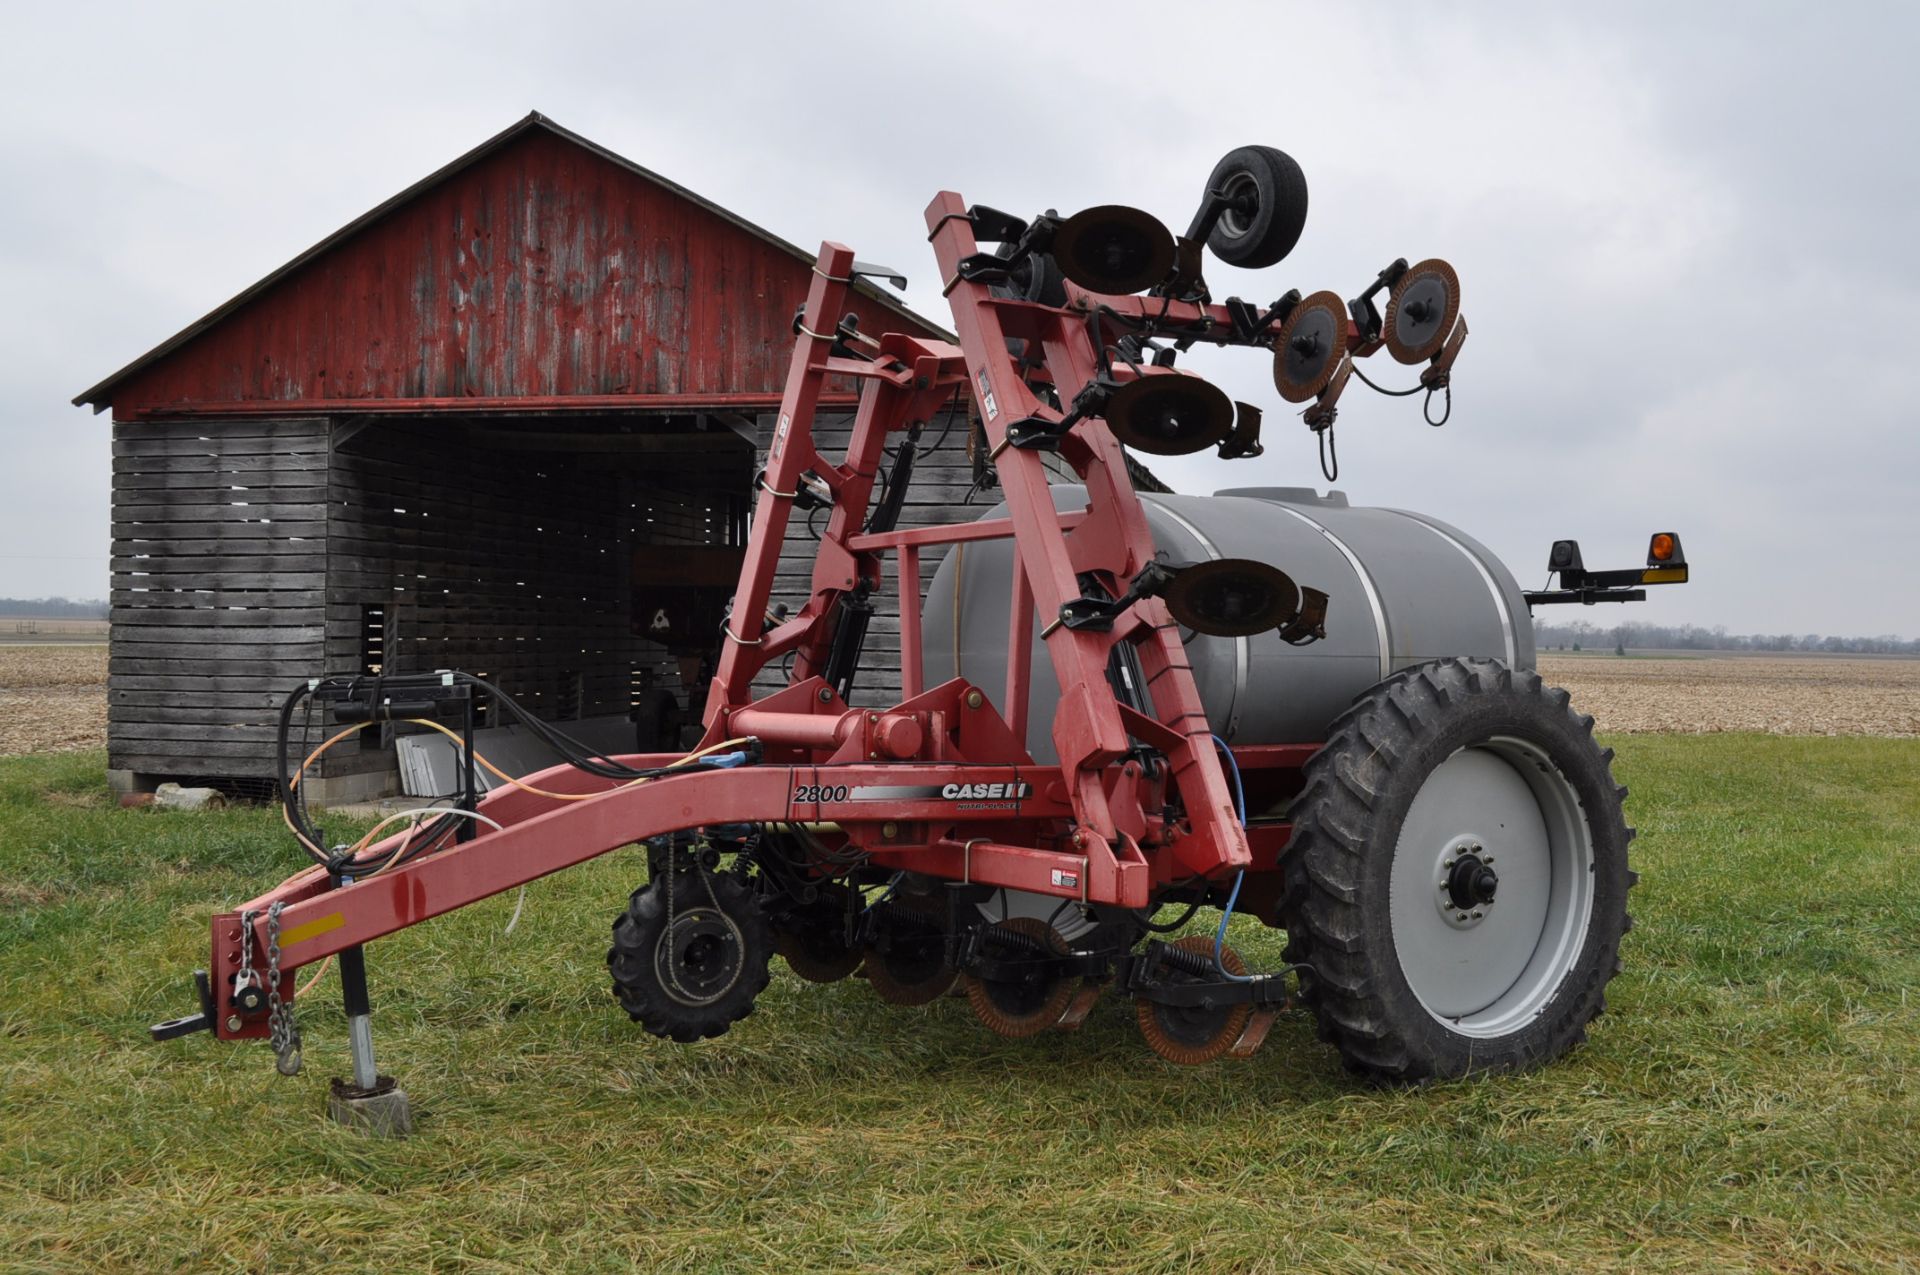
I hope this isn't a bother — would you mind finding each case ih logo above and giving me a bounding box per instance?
[941,782,1031,801]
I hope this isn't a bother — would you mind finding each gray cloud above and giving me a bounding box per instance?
[1,1,1913,634]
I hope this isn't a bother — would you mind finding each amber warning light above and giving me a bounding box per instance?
[1642,532,1687,584]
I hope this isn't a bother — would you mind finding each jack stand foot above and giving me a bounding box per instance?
[327,1075,412,1138]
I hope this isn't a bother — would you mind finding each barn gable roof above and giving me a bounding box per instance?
[74,111,947,412]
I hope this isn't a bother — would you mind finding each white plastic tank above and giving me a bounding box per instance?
[922,486,1534,759]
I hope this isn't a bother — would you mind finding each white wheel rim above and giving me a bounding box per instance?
[1389,736,1595,1038]
[1218,171,1259,238]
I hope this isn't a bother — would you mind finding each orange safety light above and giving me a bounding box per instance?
[1641,532,1687,583]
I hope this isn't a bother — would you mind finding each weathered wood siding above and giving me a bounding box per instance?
[109,419,330,778]
[107,407,1119,783]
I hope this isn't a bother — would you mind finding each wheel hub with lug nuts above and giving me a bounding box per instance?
[1436,838,1498,928]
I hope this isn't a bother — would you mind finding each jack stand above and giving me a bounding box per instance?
[325,944,412,1137]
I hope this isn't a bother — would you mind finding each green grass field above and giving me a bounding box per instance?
[3,738,1918,1273]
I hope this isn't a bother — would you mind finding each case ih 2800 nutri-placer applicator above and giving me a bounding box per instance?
[152,146,1687,1130]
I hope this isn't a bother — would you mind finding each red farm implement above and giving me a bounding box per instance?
[151,146,1686,1130]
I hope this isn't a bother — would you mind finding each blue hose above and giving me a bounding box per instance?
[1210,735,1254,982]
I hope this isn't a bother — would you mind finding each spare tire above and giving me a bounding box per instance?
[1204,145,1309,268]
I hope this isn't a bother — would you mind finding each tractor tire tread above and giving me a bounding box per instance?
[1278,656,1634,1084]
[607,870,773,1043]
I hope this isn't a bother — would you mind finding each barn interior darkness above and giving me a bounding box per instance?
[317,411,754,788]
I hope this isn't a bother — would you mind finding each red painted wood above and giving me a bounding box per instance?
[107,129,939,420]
[139,392,862,417]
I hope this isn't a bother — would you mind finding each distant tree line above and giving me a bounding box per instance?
[0,597,108,619]
[1534,618,1920,656]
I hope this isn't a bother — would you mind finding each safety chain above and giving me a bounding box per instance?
[658,838,742,1004]
[235,908,259,997]
[265,901,303,1075]
[662,847,685,999]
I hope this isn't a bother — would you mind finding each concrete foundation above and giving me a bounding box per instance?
[107,769,155,796]
[107,766,400,805]
[303,767,401,807]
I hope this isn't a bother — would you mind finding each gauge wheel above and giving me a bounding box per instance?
[1279,657,1634,1081]
[1204,145,1309,268]
[609,869,773,1043]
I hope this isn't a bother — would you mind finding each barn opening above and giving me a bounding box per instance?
[318,410,756,797]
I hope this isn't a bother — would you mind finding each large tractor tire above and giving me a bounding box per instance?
[1279,657,1634,1082]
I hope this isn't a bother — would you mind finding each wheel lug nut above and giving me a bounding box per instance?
[1456,913,1468,922]
[1471,910,1483,919]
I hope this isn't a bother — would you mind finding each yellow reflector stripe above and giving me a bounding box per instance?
[1641,567,1689,584]
[279,912,345,947]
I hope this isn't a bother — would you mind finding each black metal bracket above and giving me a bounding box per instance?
[1120,940,1297,1009]
[1347,258,1409,345]
[323,673,471,726]
[1000,374,1119,454]
[1217,401,1264,460]
[791,470,835,512]
[850,259,908,292]
[1278,587,1331,645]
[965,204,1031,244]
[148,969,216,1042]
[1250,289,1302,343]
[1156,235,1210,303]
[1002,415,1073,453]
[1524,587,1649,607]
[1181,182,1239,245]
[950,929,1301,1013]
[314,672,480,832]
[788,304,879,359]
[1053,561,1181,633]
[954,253,1017,288]
[956,207,1063,290]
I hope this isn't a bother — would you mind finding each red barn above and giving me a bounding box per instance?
[75,112,963,801]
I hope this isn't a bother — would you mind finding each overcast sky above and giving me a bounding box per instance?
[2,3,1915,636]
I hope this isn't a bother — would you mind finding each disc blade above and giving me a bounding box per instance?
[964,917,1075,1038]
[864,944,958,1006]
[863,895,956,1005]
[775,930,865,984]
[1052,204,1176,295]
[1272,290,1350,403]
[1136,936,1253,1065]
[1105,372,1235,456]
[1384,258,1461,365]
[1164,558,1301,637]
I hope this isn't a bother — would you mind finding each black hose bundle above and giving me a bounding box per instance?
[276,670,728,873]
